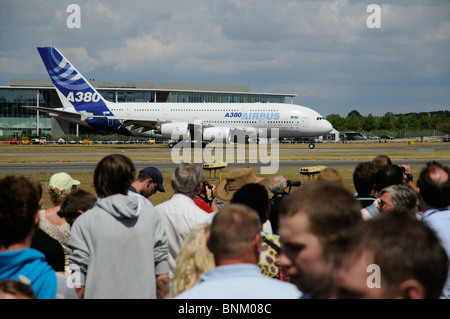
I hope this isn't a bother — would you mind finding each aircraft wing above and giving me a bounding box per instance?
[22,106,85,121]
[108,116,213,137]
[116,119,167,131]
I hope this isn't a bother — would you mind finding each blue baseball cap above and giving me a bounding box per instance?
[141,167,165,192]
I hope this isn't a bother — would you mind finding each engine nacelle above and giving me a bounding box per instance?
[203,127,231,143]
[161,123,190,140]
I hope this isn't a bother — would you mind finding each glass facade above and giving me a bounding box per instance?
[98,91,116,102]
[116,91,152,103]
[0,89,52,136]
[100,90,153,103]
[169,92,285,103]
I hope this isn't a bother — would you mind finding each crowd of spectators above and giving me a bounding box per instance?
[0,154,449,300]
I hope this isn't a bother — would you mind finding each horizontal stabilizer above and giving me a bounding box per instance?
[22,105,81,121]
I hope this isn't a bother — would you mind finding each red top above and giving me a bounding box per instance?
[193,198,214,213]
[169,194,214,213]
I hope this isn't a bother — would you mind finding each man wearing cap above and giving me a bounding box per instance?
[129,167,165,205]
[68,155,169,299]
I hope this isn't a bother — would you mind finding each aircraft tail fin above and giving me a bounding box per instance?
[37,47,109,114]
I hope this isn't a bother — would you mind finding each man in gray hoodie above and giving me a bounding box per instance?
[68,154,169,299]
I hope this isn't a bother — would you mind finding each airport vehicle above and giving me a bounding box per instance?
[341,132,367,141]
[380,135,394,139]
[22,137,31,144]
[30,137,47,145]
[368,135,379,139]
[442,136,449,142]
[2,135,21,145]
[24,47,333,149]
[80,139,93,145]
[9,134,20,145]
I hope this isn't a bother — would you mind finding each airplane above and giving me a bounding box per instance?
[24,47,333,149]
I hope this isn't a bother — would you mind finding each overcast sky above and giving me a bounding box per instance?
[0,0,449,117]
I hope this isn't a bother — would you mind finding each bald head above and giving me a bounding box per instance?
[268,175,287,195]
[208,204,261,263]
[429,166,449,183]
[417,161,450,209]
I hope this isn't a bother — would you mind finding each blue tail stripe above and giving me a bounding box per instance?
[37,47,110,114]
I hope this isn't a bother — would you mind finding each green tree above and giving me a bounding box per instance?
[393,114,407,131]
[419,114,432,129]
[347,110,362,118]
[377,112,393,130]
[430,114,443,130]
[345,113,362,131]
[407,115,420,130]
[326,114,345,132]
[361,113,377,132]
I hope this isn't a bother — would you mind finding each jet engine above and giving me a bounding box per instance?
[161,123,190,140]
[203,127,231,144]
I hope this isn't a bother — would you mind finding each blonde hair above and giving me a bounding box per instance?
[47,186,72,206]
[172,223,215,296]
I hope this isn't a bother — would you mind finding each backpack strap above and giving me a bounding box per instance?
[261,234,281,254]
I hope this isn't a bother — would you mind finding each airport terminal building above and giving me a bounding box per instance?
[0,78,295,137]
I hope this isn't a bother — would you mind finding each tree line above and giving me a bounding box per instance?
[326,110,450,135]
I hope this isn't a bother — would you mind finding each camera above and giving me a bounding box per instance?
[286,180,301,193]
[286,180,301,187]
[202,180,213,194]
[197,180,214,204]
[398,165,413,183]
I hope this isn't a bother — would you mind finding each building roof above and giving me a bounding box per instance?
[7,78,296,98]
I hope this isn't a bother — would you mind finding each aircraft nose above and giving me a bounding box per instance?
[324,120,333,132]
[324,119,333,132]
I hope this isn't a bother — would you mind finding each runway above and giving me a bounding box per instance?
[1,159,448,174]
[1,142,448,174]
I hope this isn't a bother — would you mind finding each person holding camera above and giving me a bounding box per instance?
[194,180,222,213]
[268,176,301,234]
[399,164,420,195]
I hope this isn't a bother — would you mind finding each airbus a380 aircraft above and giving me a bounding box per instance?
[25,47,332,148]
